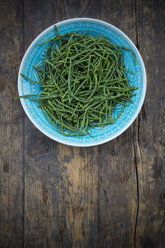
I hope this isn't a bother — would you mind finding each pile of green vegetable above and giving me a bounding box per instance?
[17,26,137,137]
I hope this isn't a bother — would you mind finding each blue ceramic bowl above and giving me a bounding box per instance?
[18,18,146,147]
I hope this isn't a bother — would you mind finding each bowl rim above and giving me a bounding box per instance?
[18,17,147,147]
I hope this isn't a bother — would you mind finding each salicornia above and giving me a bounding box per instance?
[16,26,138,137]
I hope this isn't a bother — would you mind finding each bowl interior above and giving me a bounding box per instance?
[18,18,146,146]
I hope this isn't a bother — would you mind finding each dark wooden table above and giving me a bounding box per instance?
[0,0,165,247]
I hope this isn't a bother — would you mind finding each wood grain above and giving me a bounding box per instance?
[135,0,165,247]
[0,0,165,247]
[0,0,24,247]
[23,1,100,247]
[98,1,138,247]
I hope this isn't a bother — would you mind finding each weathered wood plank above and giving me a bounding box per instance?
[135,0,165,247]
[23,1,100,247]
[23,2,56,247]
[98,1,138,247]
[1,1,164,247]
[0,0,24,247]
[51,0,101,21]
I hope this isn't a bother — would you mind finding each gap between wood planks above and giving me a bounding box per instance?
[133,0,141,247]
[22,0,25,248]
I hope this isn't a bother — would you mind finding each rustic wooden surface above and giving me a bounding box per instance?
[0,0,165,247]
